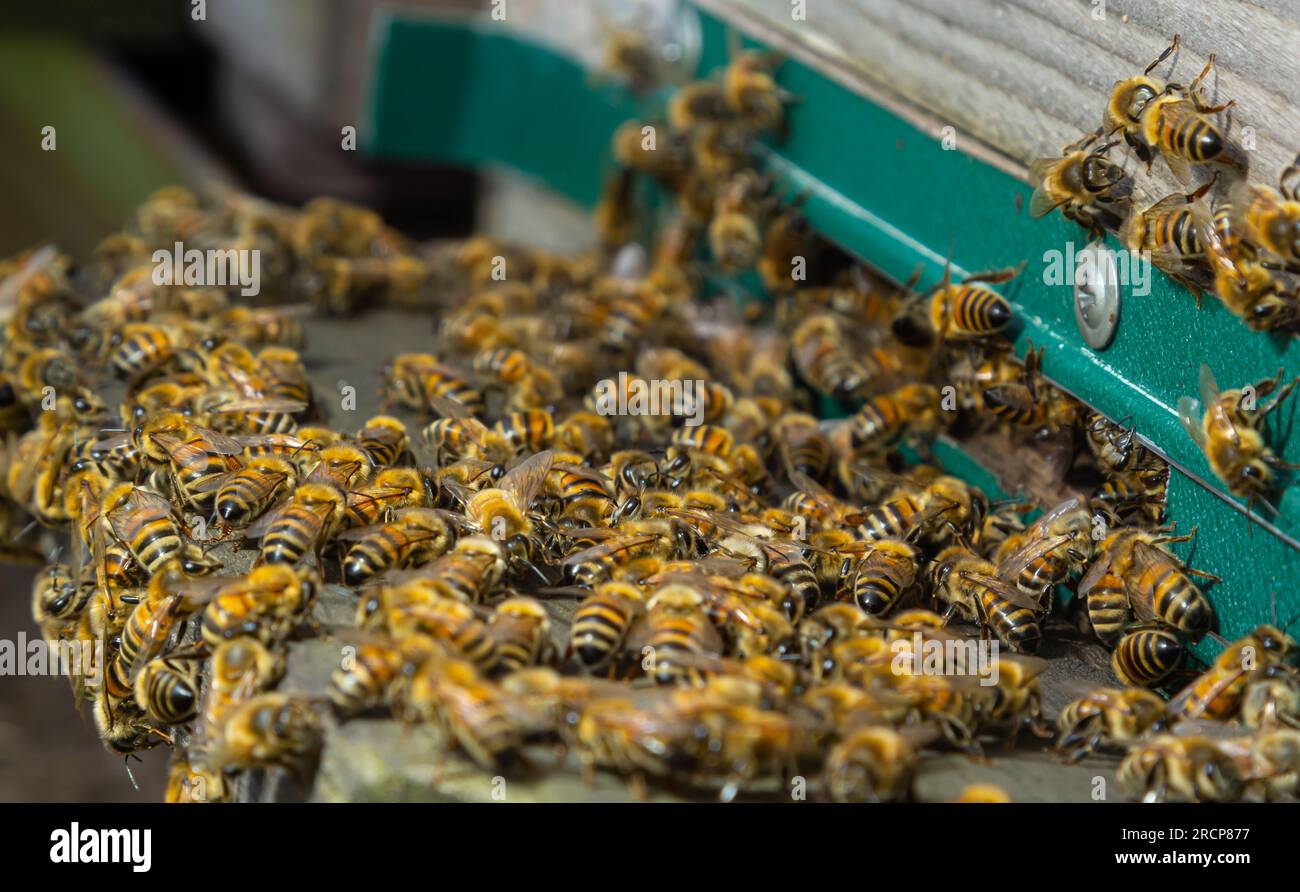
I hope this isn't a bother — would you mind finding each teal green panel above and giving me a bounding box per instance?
[367,15,652,207]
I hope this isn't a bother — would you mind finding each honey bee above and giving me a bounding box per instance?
[1055,687,1168,763]
[981,344,1081,433]
[1118,735,1244,803]
[847,383,941,453]
[1104,35,1239,182]
[1120,177,1219,296]
[488,596,554,672]
[893,260,1021,347]
[1169,624,1297,721]
[630,584,726,685]
[199,564,317,648]
[722,46,792,134]
[205,693,323,780]
[344,466,430,527]
[1028,130,1131,237]
[792,313,887,400]
[248,479,348,565]
[1231,156,1300,268]
[134,654,202,726]
[929,541,1057,654]
[757,199,812,294]
[382,353,483,415]
[1239,664,1300,731]
[354,415,409,468]
[708,172,770,274]
[328,632,443,717]
[207,455,295,524]
[402,655,530,770]
[849,538,921,617]
[567,581,647,672]
[1178,363,1299,511]
[1111,627,1184,688]
[338,506,455,585]
[1079,526,1216,642]
[594,167,639,248]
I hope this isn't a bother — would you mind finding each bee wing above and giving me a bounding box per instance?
[1168,667,1248,721]
[1027,180,1070,219]
[208,396,309,415]
[560,535,661,567]
[336,521,393,542]
[1177,395,1208,449]
[0,244,58,310]
[243,498,294,540]
[1076,554,1118,601]
[1197,364,1222,411]
[1025,496,1086,538]
[127,593,186,682]
[994,532,1075,583]
[958,571,1043,612]
[427,393,480,421]
[498,450,554,509]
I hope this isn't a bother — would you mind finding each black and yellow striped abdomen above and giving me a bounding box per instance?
[1112,628,1182,687]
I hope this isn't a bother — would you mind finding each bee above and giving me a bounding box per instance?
[757,199,811,294]
[893,260,1021,347]
[1121,178,1220,295]
[1111,627,1184,688]
[1095,466,1169,528]
[1178,363,1299,511]
[1104,35,1239,182]
[1231,155,1300,268]
[339,507,455,586]
[408,536,508,606]
[109,322,177,378]
[207,455,296,524]
[354,415,409,467]
[847,383,941,453]
[981,344,1081,433]
[328,633,443,717]
[31,563,94,642]
[1085,411,1159,476]
[929,542,1055,654]
[1239,664,1300,731]
[1118,735,1243,803]
[199,564,317,648]
[134,654,202,726]
[1055,687,1168,763]
[772,413,831,481]
[1028,130,1131,238]
[463,451,552,578]
[92,690,163,755]
[344,466,429,527]
[849,538,921,617]
[630,584,726,685]
[94,483,190,578]
[1169,624,1297,721]
[722,47,792,134]
[992,495,1094,609]
[248,479,348,565]
[791,313,885,400]
[382,353,483,415]
[488,596,554,672]
[403,655,529,770]
[1079,526,1216,642]
[567,582,648,672]
[205,693,323,780]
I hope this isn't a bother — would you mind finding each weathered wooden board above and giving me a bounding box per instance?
[698,0,1300,203]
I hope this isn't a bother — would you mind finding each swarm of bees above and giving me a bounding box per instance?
[1030,33,1300,334]
[2,30,1297,805]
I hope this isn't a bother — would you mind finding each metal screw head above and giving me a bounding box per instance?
[1074,242,1120,350]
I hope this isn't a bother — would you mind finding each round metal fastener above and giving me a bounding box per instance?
[1073,241,1120,350]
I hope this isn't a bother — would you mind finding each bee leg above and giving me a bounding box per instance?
[1143,33,1179,77]
[1183,567,1221,584]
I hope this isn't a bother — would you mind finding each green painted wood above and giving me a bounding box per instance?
[361,10,1300,657]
